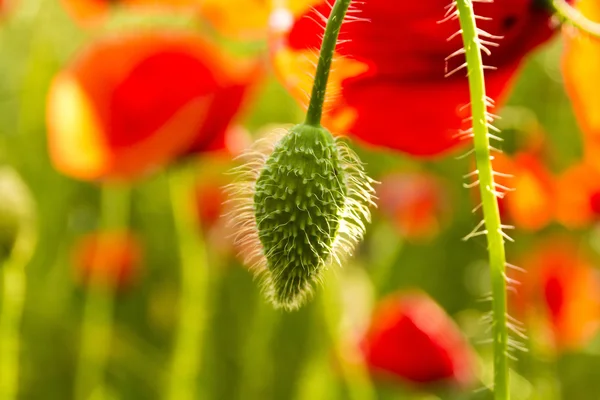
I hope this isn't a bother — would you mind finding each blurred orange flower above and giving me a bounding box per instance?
[555,162,600,228]
[489,152,555,231]
[515,239,600,350]
[72,230,142,290]
[361,291,476,387]
[270,0,559,156]
[199,0,314,40]
[377,172,450,241]
[562,0,600,156]
[46,31,260,181]
[60,0,199,26]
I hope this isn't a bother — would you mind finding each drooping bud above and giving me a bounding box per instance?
[227,123,375,310]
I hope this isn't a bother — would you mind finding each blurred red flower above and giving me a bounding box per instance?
[514,239,600,350]
[72,230,142,290]
[488,152,555,231]
[361,291,476,387]
[270,0,559,156]
[377,172,451,240]
[46,31,260,181]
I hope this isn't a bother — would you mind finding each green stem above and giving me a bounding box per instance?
[0,208,36,400]
[74,185,131,400]
[305,0,352,126]
[454,1,509,399]
[320,273,376,400]
[238,300,277,400]
[552,0,600,38]
[165,165,209,400]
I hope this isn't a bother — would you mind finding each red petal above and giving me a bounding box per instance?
[273,0,557,156]
[46,31,260,181]
[362,291,475,386]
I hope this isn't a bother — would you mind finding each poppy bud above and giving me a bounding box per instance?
[228,124,375,310]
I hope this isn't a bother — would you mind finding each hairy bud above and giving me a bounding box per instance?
[227,123,375,310]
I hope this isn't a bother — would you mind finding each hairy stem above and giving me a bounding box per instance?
[305,0,352,126]
[165,165,209,400]
[552,0,600,38]
[75,185,131,400]
[454,1,509,399]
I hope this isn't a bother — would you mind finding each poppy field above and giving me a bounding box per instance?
[1,0,600,399]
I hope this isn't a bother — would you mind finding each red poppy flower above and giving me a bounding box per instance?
[270,0,559,156]
[46,31,260,181]
[59,0,199,26]
[555,162,600,228]
[72,230,142,290]
[377,171,451,240]
[514,239,600,349]
[487,152,555,231]
[361,291,476,387]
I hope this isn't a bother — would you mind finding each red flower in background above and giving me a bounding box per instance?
[72,230,142,290]
[46,31,260,181]
[361,291,476,387]
[271,0,559,156]
[514,239,600,349]
[377,172,451,240]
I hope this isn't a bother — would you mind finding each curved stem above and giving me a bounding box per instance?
[552,0,600,38]
[75,185,131,400]
[165,165,209,400]
[305,0,352,126]
[454,1,509,399]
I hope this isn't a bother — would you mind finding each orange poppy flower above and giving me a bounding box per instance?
[270,0,559,156]
[72,230,142,290]
[515,239,600,350]
[555,162,600,228]
[46,31,260,181]
[361,291,476,387]
[562,0,600,152]
[377,172,451,240]
[488,152,555,231]
[59,0,199,26]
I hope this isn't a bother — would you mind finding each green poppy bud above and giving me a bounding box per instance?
[228,124,375,310]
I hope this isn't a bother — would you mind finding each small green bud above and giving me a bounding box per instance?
[227,124,375,311]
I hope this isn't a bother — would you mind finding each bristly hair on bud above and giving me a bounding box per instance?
[225,123,375,311]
